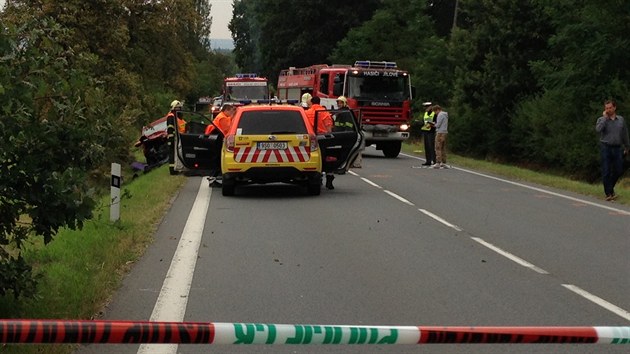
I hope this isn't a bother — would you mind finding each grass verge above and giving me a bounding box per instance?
[0,165,186,354]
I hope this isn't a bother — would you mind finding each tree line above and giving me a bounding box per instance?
[1,0,629,298]
[232,0,629,181]
[0,0,235,298]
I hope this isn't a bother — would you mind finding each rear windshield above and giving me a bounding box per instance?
[237,110,308,135]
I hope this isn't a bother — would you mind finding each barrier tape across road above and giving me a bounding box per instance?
[0,320,629,344]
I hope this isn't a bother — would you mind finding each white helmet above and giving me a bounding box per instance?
[300,93,312,107]
[170,100,183,110]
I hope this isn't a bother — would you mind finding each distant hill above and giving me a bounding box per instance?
[211,38,234,50]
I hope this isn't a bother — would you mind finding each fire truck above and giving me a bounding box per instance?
[277,61,413,158]
[221,73,270,107]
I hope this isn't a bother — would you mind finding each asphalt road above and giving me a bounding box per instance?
[77,147,630,353]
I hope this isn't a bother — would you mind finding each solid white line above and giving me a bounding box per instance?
[137,179,212,354]
[400,153,630,216]
[470,237,549,274]
[562,284,630,321]
[418,209,463,231]
[384,190,415,206]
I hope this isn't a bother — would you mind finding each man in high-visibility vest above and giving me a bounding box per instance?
[204,104,236,136]
[306,96,335,189]
[420,102,436,166]
[168,100,186,133]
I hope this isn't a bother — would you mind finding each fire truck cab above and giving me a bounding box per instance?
[277,61,413,158]
[221,73,270,107]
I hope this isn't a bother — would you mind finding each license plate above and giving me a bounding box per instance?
[373,132,388,137]
[257,142,288,150]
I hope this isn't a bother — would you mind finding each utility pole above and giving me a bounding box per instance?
[452,0,459,31]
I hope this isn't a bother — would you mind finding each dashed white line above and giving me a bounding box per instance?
[383,190,415,206]
[352,162,629,322]
[471,237,549,274]
[418,209,463,231]
[562,284,630,321]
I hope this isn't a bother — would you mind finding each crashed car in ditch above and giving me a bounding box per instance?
[133,116,170,171]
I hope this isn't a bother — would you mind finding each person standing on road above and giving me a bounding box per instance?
[595,99,630,201]
[204,104,237,185]
[306,96,334,134]
[306,96,335,189]
[432,105,449,169]
[420,102,436,166]
[205,104,236,136]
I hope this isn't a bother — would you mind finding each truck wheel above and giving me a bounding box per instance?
[382,141,402,158]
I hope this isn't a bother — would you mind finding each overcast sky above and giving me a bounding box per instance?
[210,0,233,39]
[0,0,232,40]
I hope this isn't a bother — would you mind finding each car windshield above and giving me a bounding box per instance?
[237,110,307,135]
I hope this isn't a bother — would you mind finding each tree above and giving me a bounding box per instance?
[0,0,222,298]
[0,16,115,298]
[230,0,380,83]
[330,0,452,112]
[510,0,630,180]
[447,0,553,160]
[229,0,257,73]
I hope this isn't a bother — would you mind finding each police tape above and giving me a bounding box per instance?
[0,320,629,344]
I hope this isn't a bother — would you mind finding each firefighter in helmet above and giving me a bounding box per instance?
[301,92,312,109]
[169,100,186,133]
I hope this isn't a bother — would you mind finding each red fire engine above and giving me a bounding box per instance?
[277,61,413,158]
[222,73,270,105]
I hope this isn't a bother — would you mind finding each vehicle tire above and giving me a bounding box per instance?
[222,180,235,196]
[382,141,402,158]
[307,182,321,196]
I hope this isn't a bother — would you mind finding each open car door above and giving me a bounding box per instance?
[168,111,223,175]
[314,109,364,174]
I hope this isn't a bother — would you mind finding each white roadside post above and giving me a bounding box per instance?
[110,163,121,222]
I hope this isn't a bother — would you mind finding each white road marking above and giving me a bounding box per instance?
[384,190,415,206]
[418,209,463,231]
[355,160,628,321]
[359,177,382,189]
[470,237,549,274]
[401,153,630,216]
[137,179,212,354]
[562,284,630,321]
[349,171,383,189]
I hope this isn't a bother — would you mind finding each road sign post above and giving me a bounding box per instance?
[110,163,121,222]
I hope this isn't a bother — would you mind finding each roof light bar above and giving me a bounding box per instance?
[235,73,258,78]
[354,61,397,69]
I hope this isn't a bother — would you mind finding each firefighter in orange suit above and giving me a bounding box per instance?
[168,100,186,133]
[305,96,336,189]
[305,96,333,134]
[205,104,236,136]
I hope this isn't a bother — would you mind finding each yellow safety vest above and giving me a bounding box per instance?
[420,111,435,131]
